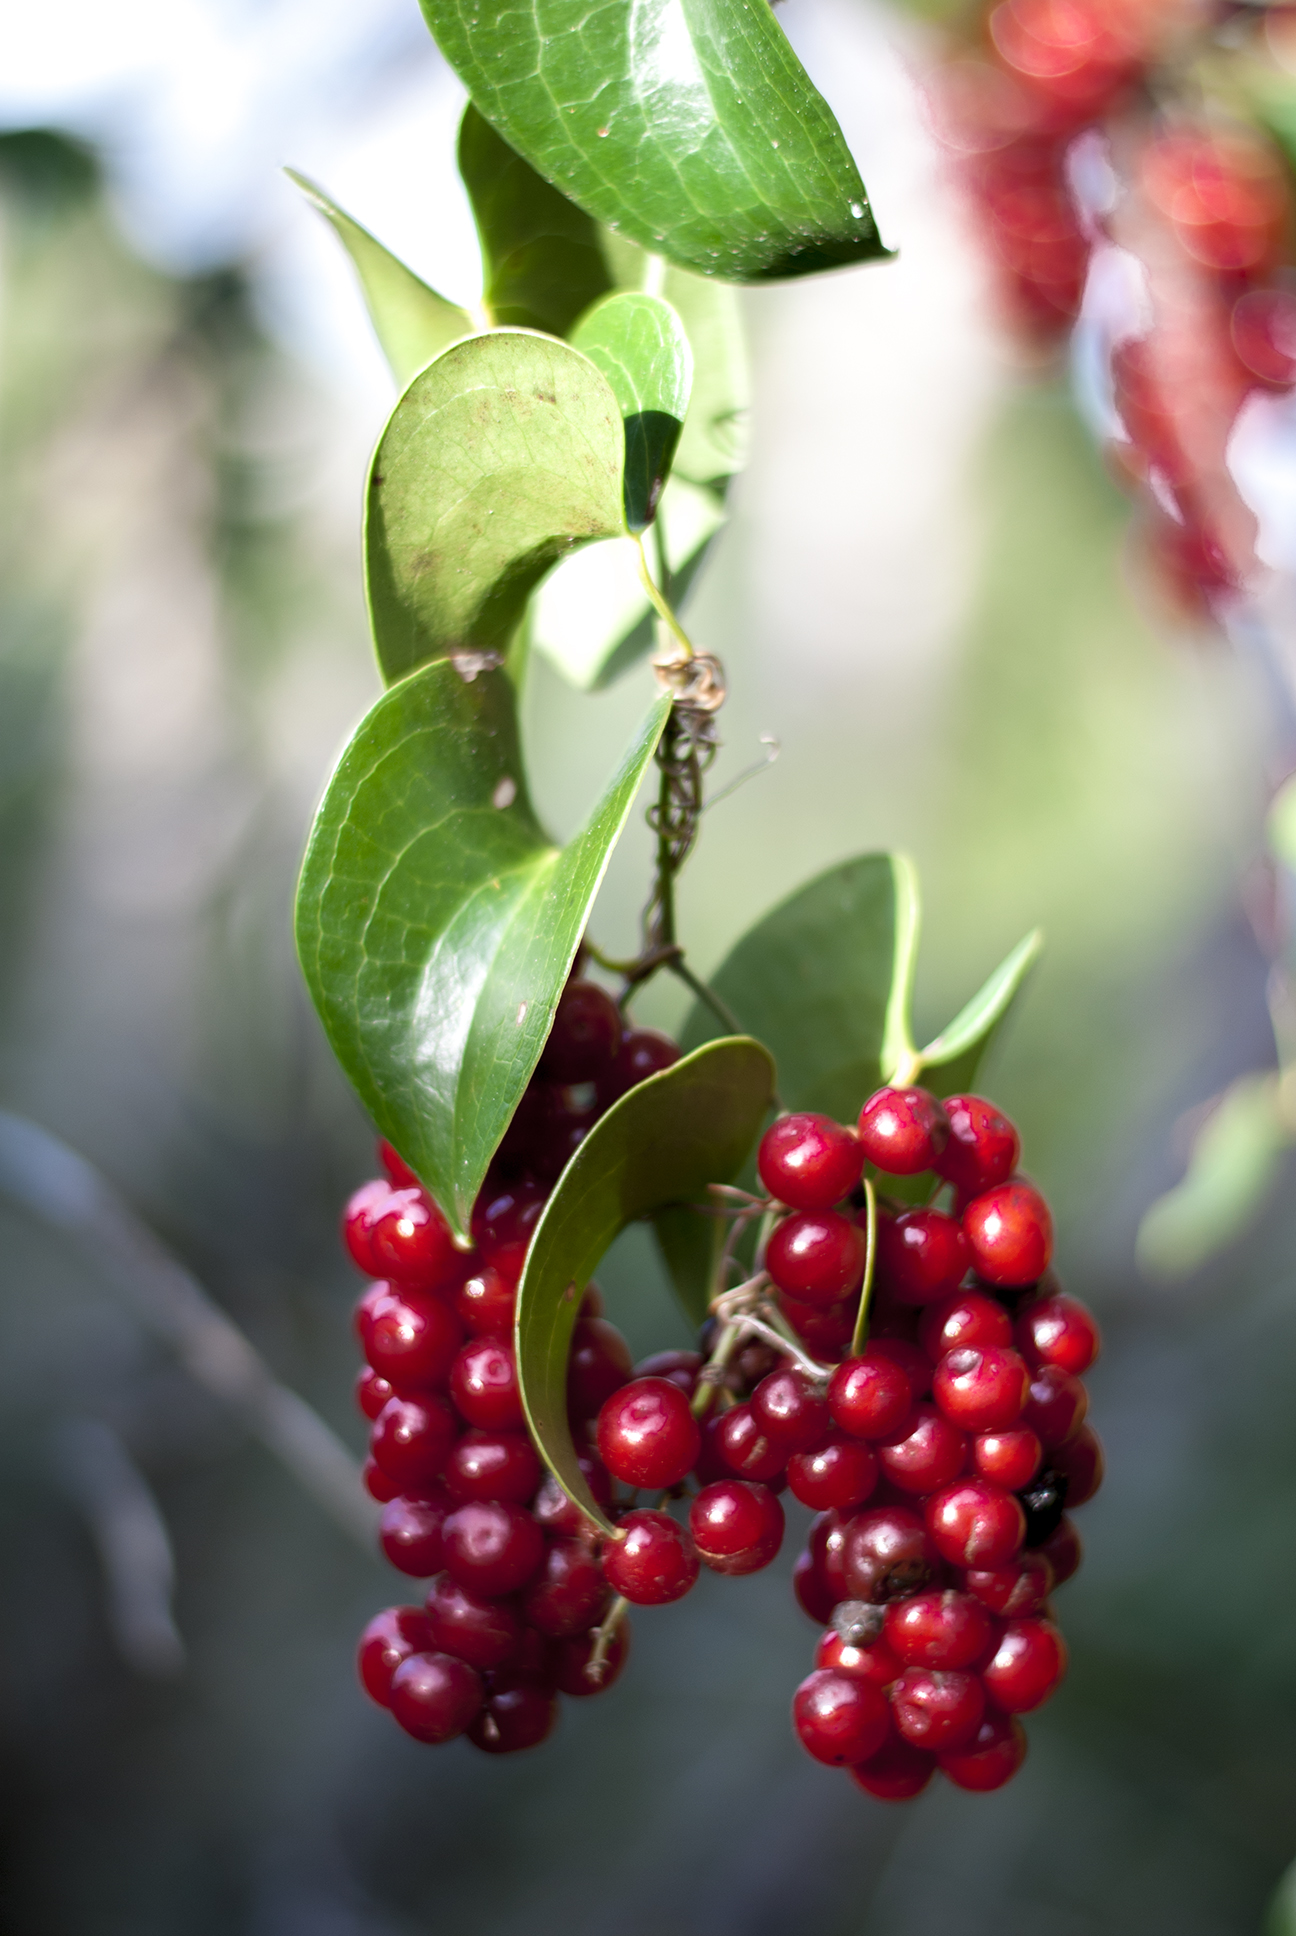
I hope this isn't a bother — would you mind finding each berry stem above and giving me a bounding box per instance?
[635,536,695,665]
[666,956,745,1037]
[586,1594,630,1681]
[849,1175,878,1358]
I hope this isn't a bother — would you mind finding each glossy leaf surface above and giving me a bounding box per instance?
[571,292,692,529]
[1137,1073,1293,1279]
[286,171,473,388]
[916,929,1043,1097]
[365,331,626,685]
[419,0,887,282]
[295,660,670,1239]
[515,1038,775,1526]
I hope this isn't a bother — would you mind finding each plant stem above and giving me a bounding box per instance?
[667,956,744,1035]
[635,537,695,663]
[849,1174,878,1358]
[586,1596,630,1683]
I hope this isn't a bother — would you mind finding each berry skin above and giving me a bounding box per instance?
[1022,1363,1087,1448]
[884,1590,992,1670]
[441,1500,545,1598]
[842,1505,939,1604]
[388,1651,484,1744]
[1016,1294,1100,1375]
[1040,1514,1082,1587]
[366,1290,463,1391]
[935,1095,1019,1197]
[455,1266,517,1339]
[869,1336,932,1398]
[357,1605,433,1705]
[939,1709,1027,1792]
[932,1346,1030,1432]
[370,1394,457,1490]
[471,1177,546,1271]
[468,1675,559,1754]
[778,1293,858,1360]
[521,1536,611,1636]
[850,1735,936,1800]
[758,1113,864,1211]
[925,1479,1026,1569]
[598,1027,680,1108]
[553,1622,630,1696]
[787,1432,878,1512]
[380,1491,452,1577]
[567,1318,633,1419]
[1018,1468,1067,1548]
[875,1403,968,1495]
[689,1480,785,1575]
[973,1427,1043,1492]
[792,1669,891,1766]
[596,1377,701,1489]
[451,1337,526,1432]
[368,1187,459,1291]
[964,1551,1054,1619]
[751,1368,831,1452]
[363,1458,399,1503]
[809,1509,851,1602]
[920,1290,1012,1361]
[378,1140,419,1188]
[962,1181,1053,1287]
[356,1365,395,1420]
[890,1666,984,1752]
[982,1618,1068,1712]
[354,1279,399,1348]
[530,1454,613,1540]
[816,1624,903,1689]
[828,1350,913,1440]
[766,1211,867,1306]
[425,1575,524,1669]
[877,1209,969,1306]
[601,1509,699,1605]
[344,1180,392,1276]
[1052,1424,1104,1507]
[444,1429,542,1506]
[856,1086,950,1175]
[714,1403,789,1485]
[793,1549,838,1624]
[634,1348,702,1397]
[541,979,622,1082]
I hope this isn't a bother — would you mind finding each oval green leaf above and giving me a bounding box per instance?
[286,169,474,389]
[295,658,670,1239]
[916,929,1043,1096]
[571,292,693,530]
[419,0,888,283]
[365,330,627,686]
[515,1037,776,1527]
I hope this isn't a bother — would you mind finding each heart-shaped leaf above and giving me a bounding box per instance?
[365,330,627,686]
[1136,1073,1293,1279]
[418,0,888,282]
[458,104,612,338]
[295,658,670,1240]
[515,1037,776,1527]
[571,292,693,530]
[286,170,474,389]
[915,929,1043,1097]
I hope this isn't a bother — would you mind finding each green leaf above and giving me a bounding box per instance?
[365,330,626,685]
[570,292,693,530]
[285,170,473,389]
[678,854,915,1120]
[515,1038,775,1526]
[1265,1851,1296,1936]
[1136,1074,1294,1280]
[457,104,612,338]
[419,0,888,283]
[917,929,1043,1098]
[295,659,670,1241]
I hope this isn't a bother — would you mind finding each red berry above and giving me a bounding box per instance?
[356,1365,395,1420]
[378,1139,420,1187]
[1015,1293,1100,1375]
[455,1266,517,1338]
[596,1377,700,1488]
[388,1650,484,1743]
[751,1367,831,1452]
[841,1505,939,1603]
[758,1113,864,1211]
[467,1676,559,1755]
[816,1623,903,1689]
[379,1490,452,1576]
[1052,1424,1104,1507]
[541,978,622,1081]
[850,1734,936,1800]
[471,1177,546,1267]
[444,1429,542,1505]
[925,1479,1025,1569]
[521,1536,611,1636]
[935,1095,1020,1197]
[1022,1363,1087,1448]
[962,1181,1052,1286]
[424,1574,523,1669]
[919,1290,1012,1360]
[344,1180,391,1275]
[983,1617,1068,1711]
[777,1293,857,1360]
[891,1666,983,1751]
[875,1403,968,1495]
[441,1500,545,1597]
[856,1086,949,1175]
[766,1210,867,1306]
[368,1186,458,1291]
[370,1394,457,1490]
[869,1336,932,1398]
[877,1209,969,1305]
[1232,287,1296,387]
[366,1289,463,1391]
[1040,1514,1081,1586]
[787,1432,878,1512]
[828,1350,913,1440]
[884,1590,992,1670]
[357,1604,432,1705]
[793,1668,890,1766]
[933,1345,1029,1432]
[508,1626,557,1688]
[354,1280,401,1351]
[972,1427,1042,1491]
[964,1550,1054,1618]
[553,1622,631,1696]
[531,1454,614,1539]
[689,1480,785,1575]
[598,1027,680,1107]
[567,1318,633,1419]
[451,1337,525,1431]
[362,1457,399,1503]
[793,1549,837,1624]
[809,1509,851,1602]
[714,1403,788,1484]
[601,1508,698,1605]
[634,1348,702,1396]
[939,1707,1027,1791]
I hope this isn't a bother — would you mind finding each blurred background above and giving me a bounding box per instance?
[0,0,1290,1930]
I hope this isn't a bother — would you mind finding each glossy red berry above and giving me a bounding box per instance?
[751,1367,831,1452]
[567,1318,633,1419]
[451,1337,525,1431]
[842,1505,939,1603]
[357,1605,432,1705]
[983,1617,1068,1712]
[388,1650,484,1743]
[935,1095,1020,1197]
[362,1457,399,1503]
[884,1590,992,1670]
[972,1427,1042,1491]
[964,1550,1054,1618]
[919,1289,1012,1360]
[939,1708,1027,1791]
[777,1293,857,1360]
[1039,1514,1081,1586]
[471,1177,546,1273]
[370,1394,457,1490]
[850,1734,936,1800]
[1052,1424,1104,1507]
[856,1086,949,1175]
[530,1453,614,1539]
[816,1622,903,1689]
[875,1403,968,1495]
[379,1490,452,1576]
[868,1336,932,1398]
[601,1508,699,1605]
[454,1266,517,1338]
[1016,1293,1100,1375]
[714,1403,788,1484]
[828,1350,913,1440]
[444,1429,542,1505]
[1022,1363,1087,1448]
[356,1365,395,1420]
[344,1180,391,1275]
[467,1674,559,1754]
[809,1509,851,1602]
[634,1348,702,1396]
[793,1549,837,1624]
[689,1480,785,1575]
[758,1113,864,1211]
[787,1431,878,1512]
[597,1027,680,1107]
[932,1345,1029,1432]
[766,1210,867,1306]
[366,1289,463,1391]
[962,1181,1052,1286]
[424,1575,523,1669]
[353,1278,399,1348]
[541,978,622,1082]
[441,1500,545,1597]
[877,1209,969,1306]
[553,1622,630,1696]
[793,1668,890,1766]
[925,1479,1025,1569]
[891,1666,984,1752]
[521,1536,611,1636]
[378,1140,419,1187]
[596,1376,700,1488]
[368,1187,458,1291]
